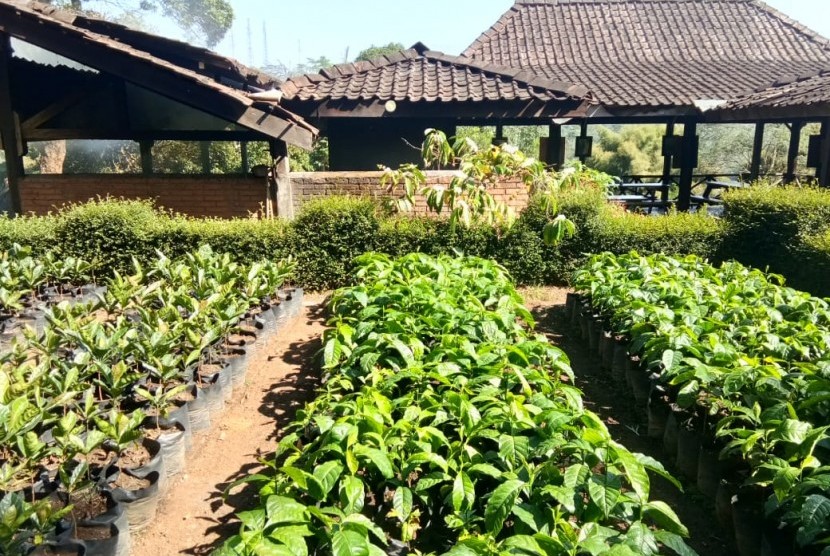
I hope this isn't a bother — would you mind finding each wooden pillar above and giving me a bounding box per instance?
[271,140,293,219]
[578,120,589,163]
[818,120,830,188]
[200,141,211,174]
[749,122,765,182]
[240,141,250,174]
[784,121,804,184]
[0,34,23,215]
[677,119,698,212]
[546,123,564,170]
[661,122,675,201]
[493,124,506,146]
[139,141,153,175]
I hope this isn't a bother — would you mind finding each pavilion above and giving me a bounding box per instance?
[284,0,830,209]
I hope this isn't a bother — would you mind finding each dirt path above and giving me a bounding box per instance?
[132,295,328,556]
[524,287,731,556]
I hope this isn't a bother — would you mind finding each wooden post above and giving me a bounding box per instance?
[139,141,153,175]
[240,141,250,174]
[661,122,675,201]
[818,120,830,188]
[546,123,563,170]
[784,121,804,184]
[677,119,698,212]
[0,34,23,215]
[750,122,765,181]
[578,120,589,163]
[271,140,293,219]
[200,141,211,174]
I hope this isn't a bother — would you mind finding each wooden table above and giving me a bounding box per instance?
[691,180,745,206]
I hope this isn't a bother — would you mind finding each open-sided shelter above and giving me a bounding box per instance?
[0,0,317,217]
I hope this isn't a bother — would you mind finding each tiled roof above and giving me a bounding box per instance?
[0,0,316,143]
[720,68,830,110]
[280,47,592,103]
[463,0,830,108]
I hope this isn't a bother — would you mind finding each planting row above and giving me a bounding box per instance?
[1,246,303,555]
[571,252,830,556]
[217,253,694,556]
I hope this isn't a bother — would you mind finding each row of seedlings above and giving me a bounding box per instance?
[569,251,830,556]
[0,244,99,347]
[0,246,303,555]
[217,252,695,556]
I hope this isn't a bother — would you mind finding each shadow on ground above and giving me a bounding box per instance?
[531,301,731,556]
[182,305,326,555]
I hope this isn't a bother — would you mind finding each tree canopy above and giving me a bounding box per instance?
[43,0,234,47]
[355,42,405,62]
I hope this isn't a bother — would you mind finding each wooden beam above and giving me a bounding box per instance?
[20,89,94,132]
[577,120,589,163]
[139,141,153,175]
[818,120,830,188]
[749,122,765,182]
[784,121,804,184]
[546,123,564,170]
[271,141,293,219]
[0,6,315,149]
[0,34,23,215]
[24,128,273,142]
[661,122,675,201]
[677,119,698,211]
[200,142,211,174]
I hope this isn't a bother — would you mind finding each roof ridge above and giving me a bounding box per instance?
[461,3,523,59]
[750,0,830,50]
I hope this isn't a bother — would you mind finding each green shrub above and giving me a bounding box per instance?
[288,196,380,290]
[722,184,830,277]
[0,214,57,254]
[798,230,830,297]
[53,198,160,276]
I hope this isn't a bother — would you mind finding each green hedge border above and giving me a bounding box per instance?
[2,187,829,295]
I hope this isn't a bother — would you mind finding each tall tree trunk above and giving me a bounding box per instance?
[39,140,66,174]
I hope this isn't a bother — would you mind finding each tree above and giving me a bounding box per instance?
[588,124,665,177]
[355,43,405,62]
[42,0,234,47]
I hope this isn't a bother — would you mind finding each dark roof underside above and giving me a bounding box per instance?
[463,0,830,108]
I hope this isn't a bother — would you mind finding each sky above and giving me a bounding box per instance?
[211,0,830,70]
[93,0,830,70]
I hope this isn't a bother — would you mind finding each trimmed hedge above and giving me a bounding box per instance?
[723,184,830,295]
[1,186,827,294]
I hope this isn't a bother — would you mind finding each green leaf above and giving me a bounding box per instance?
[331,530,370,556]
[653,531,698,556]
[643,501,689,537]
[452,472,474,512]
[340,476,365,514]
[484,479,525,535]
[393,487,413,521]
[353,446,394,479]
[265,496,307,525]
[587,474,621,520]
[611,443,650,501]
[268,525,312,556]
[310,461,343,501]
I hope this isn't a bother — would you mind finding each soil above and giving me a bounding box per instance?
[109,470,151,492]
[69,488,109,522]
[117,442,152,469]
[524,286,731,556]
[131,294,327,556]
[74,524,113,541]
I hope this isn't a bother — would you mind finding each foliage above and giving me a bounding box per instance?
[721,184,830,293]
[355,42,405,62]
[383,129,573,244]
[588,125,666,177]
[288,197,379,291]
[574,252,830,554]
[53,197,159,277]
[289,139,330,172]
[218,253,692,556]
[43,0,234,47]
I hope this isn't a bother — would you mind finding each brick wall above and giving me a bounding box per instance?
[18,171,531,219]
[20,174,270,218]
[290,171,530,214]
